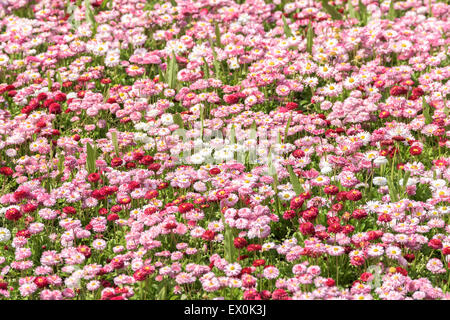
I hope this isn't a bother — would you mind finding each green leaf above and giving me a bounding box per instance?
[387,177,398,202]
[214,22,222,48]
[166,51,178,89]
[223,223,236,263]
[284,113,292,141]
[208,39,221,79]
[171,58,178,89]
[84,0,97,35]
[200,104,204,138]
[173,113,184,129]
[388,0,396,20]
[306,21,314,54]
[321,0,343,20]
[158,66,166,83]
[402,171,411,196]
[287,165,304,195]
[55,71,63,87]
[282,16,293,38]
[156,281,167,300]
[267,148,278,180]
[101,0,112,10]
[348,0,358,19]
[111,131,119,156]
[358,0,368,24]
[143,2,152,11]
[202,57,210,79]
[422,97,433,124]
[250,121,257,140]
[58,154,65,174]
[166,53,173,86]
[47,71,52,90]
[86,142,97,174]
[230,125,236,144]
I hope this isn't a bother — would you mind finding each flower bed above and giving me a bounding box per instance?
[0,0,448,300]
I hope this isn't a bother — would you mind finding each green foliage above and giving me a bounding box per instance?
[388,0,396,20]
[202,57,210,79]
[267,148,277,178]
[158,66,166,83]
[208,39,222,79]
[58,154,65,174]
[348,0,358,19]
[358,0,368,25]
[86,142,97,173]
[156,281,167,300]
[422,97,433,124]
[287,165,304,195]
[230,125,236,144]
[306,20,314,54]
[284,113,292,141]
[250,121,257,139]
[215,22,222,48]
[56,71,63,88]
[111,131,119,156]
[387,176,399,202]
[224,224,236,263]
[166,51,178,89]
[282,15,293,37]
[402,171,411,196]
[173,113,184,129]
[321,0,343,20]
[47,71,52,91]
[101,0,112,10]
[84,0,97,35]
